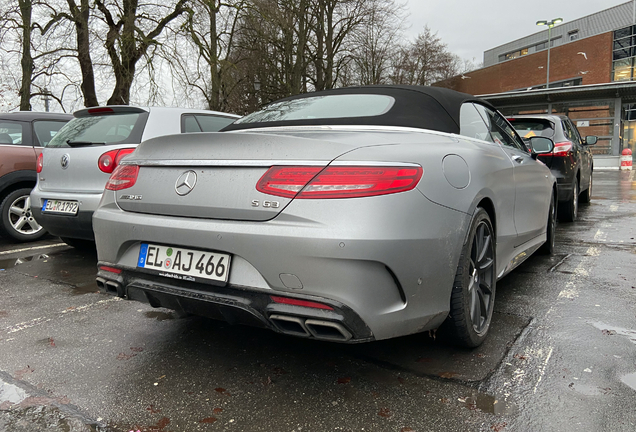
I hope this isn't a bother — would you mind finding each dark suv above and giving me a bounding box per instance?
[0,112,72,241]
[508,114,597,222]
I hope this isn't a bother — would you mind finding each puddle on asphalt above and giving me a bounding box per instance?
[69,284,100,296]
[569,383,609,396]
[461,392,515,415]
[621,372,636,392]
[0,253,50,270]
[0,379,28,405]
[591,322,636,344]
[144,311,175,321]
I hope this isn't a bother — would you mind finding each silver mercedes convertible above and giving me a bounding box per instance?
[94,86,557,347]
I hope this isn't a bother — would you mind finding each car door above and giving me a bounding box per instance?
[0,120,36,178]
[477,106,551,247]
[565,119,592,189]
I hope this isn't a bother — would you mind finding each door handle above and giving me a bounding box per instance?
[512,155,524,164]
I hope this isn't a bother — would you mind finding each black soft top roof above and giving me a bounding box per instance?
[222,85,495,134]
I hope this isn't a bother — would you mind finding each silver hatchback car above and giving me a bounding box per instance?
[31,106,239,247]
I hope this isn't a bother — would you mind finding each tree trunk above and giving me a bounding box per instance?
[18,0,32,111]
[69,0,99,107]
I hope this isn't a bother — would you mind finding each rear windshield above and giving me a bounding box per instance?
[509,119,555,138]
[234,94,395,124]
[46,113,146,148]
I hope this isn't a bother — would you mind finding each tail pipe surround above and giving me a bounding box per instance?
[269,314,352,341]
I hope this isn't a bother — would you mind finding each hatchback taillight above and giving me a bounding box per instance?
[552,142,573,157]
[105,165,139,191]
[98,148,135,173]
[257,165,423,199]
[36,152,43,173]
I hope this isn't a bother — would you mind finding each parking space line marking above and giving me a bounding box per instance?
[60,298,121,314]
[533,346,554,394]
[0,243,67,256]
[5,317,51,334]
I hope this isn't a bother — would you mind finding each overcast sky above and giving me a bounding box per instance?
[403,0,631,64]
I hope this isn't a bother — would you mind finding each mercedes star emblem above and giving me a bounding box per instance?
[175,170,198,196]
[60,154,70,169]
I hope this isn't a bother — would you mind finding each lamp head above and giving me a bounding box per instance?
[536,20,547,26]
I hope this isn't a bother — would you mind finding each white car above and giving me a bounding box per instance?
[31,106,240,248]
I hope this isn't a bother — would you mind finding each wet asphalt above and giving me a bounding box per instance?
[0,170,634,432]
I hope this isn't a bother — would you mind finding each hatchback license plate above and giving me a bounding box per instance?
[138,243,231,283]
[42,199,79,215]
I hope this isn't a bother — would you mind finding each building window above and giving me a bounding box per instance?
[613,26,636,82]
[535,36,562,51]
[552,101,615,156]
[502,47,529,61]
[569,30,579,41]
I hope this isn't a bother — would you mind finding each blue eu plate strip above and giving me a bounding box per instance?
[42,200,48,211]
[138,243,149,267]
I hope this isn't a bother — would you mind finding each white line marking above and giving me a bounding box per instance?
[5,317,52,334]
[609,204,619,212]
[533,346,554,394]
[0,243,67,256]
[61,298,121,314]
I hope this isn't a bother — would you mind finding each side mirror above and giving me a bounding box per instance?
[528,136,554,159]
[585,136,598,145]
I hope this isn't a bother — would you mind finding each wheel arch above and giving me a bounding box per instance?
[0,170,37,202]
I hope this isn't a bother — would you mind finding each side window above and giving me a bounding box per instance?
[459,103,492,142]
[480,106,527,152]
[194,115,236,132]
[33,121,67,147]
[0,121,25,145]
[182,115,202,133]
[562,120,581,145]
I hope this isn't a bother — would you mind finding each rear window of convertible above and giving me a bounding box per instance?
[233,94,395,124]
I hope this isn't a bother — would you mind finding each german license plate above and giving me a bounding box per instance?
[137,243,231,283]
[42,199,79,215]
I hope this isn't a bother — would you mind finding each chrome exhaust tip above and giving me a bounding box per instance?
[305,319,352,342]
[269,314,310,337]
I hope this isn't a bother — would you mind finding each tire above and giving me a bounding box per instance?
[60,237,96,251]
[538,191,556,255]
[580,172,592,204]
[443,208,496,348]
[0,188,47,242]
[558,180,578,222]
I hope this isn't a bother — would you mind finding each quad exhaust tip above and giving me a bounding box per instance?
[269,314,352,341]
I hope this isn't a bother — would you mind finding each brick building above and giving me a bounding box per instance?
[435,1,636,167]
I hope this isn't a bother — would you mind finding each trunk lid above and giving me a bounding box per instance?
[114,129,409,221]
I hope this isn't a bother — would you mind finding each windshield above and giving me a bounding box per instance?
[234,94,395,124]
[47,113,145,148]
[509,119,555,139]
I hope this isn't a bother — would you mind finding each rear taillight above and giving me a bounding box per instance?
[88,107,114,115]
[257,165,423,199]
[36,152,43,173]
[99,265,122,274]
[105,165,139,191]
[552,142,573,157]
[270,295,334,310]
[98,148,135,173]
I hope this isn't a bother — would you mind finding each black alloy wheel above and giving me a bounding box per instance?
[538,191,556,255]
[0,188,47,242]
[443,208,496,347]
[559,180,578,222]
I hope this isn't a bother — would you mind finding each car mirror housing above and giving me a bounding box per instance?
[585,136,598,145]
[528,136,554,158]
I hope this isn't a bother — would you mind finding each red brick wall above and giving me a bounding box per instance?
[436,32,613,95]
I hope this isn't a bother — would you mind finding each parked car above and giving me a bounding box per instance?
[0,112,72,242]
[93,86,556,347]
[31,106,240,248]
[507,114,596,222]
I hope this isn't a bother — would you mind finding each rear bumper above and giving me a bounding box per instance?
[93,190,470,342]
[30,189,102,240]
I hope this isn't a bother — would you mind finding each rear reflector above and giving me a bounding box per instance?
[257,165,423,199]
[270,295,334,310]
[105,165,139,191]
[98,148,136,173]
[36,152,43,173]
[553,142,573,157]
[99,265,122,274]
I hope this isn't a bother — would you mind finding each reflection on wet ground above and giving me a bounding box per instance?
[461,392,516,415]
[0,254,49,270]
[621,372,636,392]
[0,379,28,406]
[591,322,636,345]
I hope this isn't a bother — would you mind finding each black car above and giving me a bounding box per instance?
[508,114,597,222]
[0,112,72,241]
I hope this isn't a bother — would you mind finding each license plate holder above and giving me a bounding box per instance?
[42,199,79,215]
[137,243,231,283]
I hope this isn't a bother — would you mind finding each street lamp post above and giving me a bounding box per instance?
[536,18,564,89]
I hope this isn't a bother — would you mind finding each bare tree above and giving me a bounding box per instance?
[94,0,190,105]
